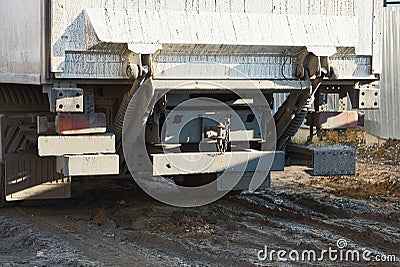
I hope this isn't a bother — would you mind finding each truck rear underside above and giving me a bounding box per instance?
[0,0,382,204]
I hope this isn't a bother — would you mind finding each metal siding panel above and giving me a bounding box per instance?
[273,93,289,114]
[50,0,377,75]
[354,0,374,55]
[0,0,44,84]
[245,0,272,14]
[372,0,384,73]
[84,10,359,48]
[58,7,377,79]
[0,0,377,80]
[365,7,400,139]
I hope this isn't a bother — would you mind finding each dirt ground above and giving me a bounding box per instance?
[0,133,399,266]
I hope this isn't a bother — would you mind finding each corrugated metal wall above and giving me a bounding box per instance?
[365,7,400,139]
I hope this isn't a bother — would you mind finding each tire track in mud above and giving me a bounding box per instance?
[227,189,400,264]
[1,173,399,266]
[105,186,400,266]
[0,215,99,266]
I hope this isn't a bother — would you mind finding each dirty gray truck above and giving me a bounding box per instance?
[0,0,382,204]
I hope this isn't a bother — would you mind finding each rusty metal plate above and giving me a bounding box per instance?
[306,111,364,130]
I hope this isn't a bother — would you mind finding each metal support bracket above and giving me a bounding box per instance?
[306,111,364,130]
[50,88,84,113]
[350,82,380,109]
[121,48,154,79]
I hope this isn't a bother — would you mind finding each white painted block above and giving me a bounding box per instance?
[63,154,119,176]
[38,134,115,156]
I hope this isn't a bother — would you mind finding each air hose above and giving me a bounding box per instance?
[109,93,132,143]
[276,80,321,150]
[109,68,149,145]
[276,95,314,150]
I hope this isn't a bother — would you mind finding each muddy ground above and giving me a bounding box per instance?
[0,136,399,266]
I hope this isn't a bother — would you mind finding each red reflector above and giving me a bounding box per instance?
[56,113,107,135]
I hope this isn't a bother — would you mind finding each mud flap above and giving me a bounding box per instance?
[0,114,71,201]
[4,154,71,201]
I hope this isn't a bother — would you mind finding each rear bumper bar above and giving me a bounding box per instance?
[152,150,285,176]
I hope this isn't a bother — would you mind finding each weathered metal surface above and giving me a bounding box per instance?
[0,0,45,84]
[365,7,400,139]
[38,134,115,156]
[50,88,84,113]
[162,106,264,144]
[50,0,382,80]
[372,0,384,74]
[357,86,381,109]
[62,154,119,176]
[286,144,356,176]
[152,79,310,92]
[152,151,284,176]
[81,9,357,49]
[306,111,362,130]
[54,8,365,79]
[0,0,383,83]
[62,51,125,79]
[329,56,375,80]
[154,56,300,80]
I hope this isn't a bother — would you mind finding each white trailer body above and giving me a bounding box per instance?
[0,0,383,203]
[0,0,383,83]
